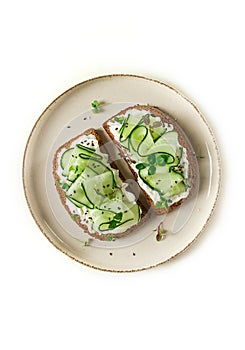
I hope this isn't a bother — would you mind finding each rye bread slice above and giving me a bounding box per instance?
[53,128,147,241]
[103,105,198,215]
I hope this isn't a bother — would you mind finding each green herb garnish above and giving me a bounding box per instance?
[148,154,156,165]
[156,227,167,241]
[70,213,80,220]
[91,100,99,113]
[108,220,118,229]
[136,163,147,170]
[157,154,168,166]
[56,180,70,191]
[114,212,123,221]
[156,198,168,209]
[114,116,124,124]
[148,165,156,175]
[105,235,116,241]
[62,183,70,190]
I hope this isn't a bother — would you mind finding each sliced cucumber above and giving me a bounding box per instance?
[77,144,96,154]
[98,204,140,232]
[61,148,73,174]
[130,126,147,151]
[84,157,112,176]
[119,113,143,142]
[80,165,98,180]
[90,209,114,228]
[66,176,94,209]
[164,181,186,199]
[139,169,183,193]
[149,125,166,141]
[64,146,90,181]
[99,196,131,213]
[83,171,115,209]
[139,165,169,179]
[150,131,178,154]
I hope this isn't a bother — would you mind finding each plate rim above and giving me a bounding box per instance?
[22,73,222,273]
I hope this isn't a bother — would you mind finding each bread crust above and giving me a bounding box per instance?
[53,128,147,241]
[103,105,198,215]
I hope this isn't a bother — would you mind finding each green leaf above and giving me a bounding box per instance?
[136,163,147,170]
[91,100,99,108]
[156,198,169,209]
[62,183,70,190]
[148,165,156,175]
[157,154,168,166]
[105,235,116,241]
[91,100,99,113]
[108,220,117,229]
[148,154,156,165]
[114,116,124,124]
[71,213,80,220]
[156,201,164,208]
[114,212,123,221]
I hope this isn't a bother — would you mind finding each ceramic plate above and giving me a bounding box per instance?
[23,74,221,272]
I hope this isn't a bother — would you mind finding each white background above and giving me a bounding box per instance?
[1,1,244,349]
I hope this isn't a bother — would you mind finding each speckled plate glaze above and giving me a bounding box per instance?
[23,74,221,272]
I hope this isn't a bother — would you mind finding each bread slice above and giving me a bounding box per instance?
[103,105,198,214]
[53,128,146,241]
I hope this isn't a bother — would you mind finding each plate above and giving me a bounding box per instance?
[23,74,221,272]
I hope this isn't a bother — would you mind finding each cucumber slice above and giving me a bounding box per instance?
[66,176,94,209]
[149,125,166,141]
[119,113,144,142]
[77,144,96,154]
[91,209,114,228]
[100,196,131,213]
[139,165,169,179]
[130,126,147,151]
[169,147,182,169]
[147,131,179,155]
[64,146,90,181]
[61,148,73,174]
[80,165,98,180]
[98,204,140,232]
[164,181,186,199]
[84,157,112,176]
[139,170,184,193]
[83,171,115,208]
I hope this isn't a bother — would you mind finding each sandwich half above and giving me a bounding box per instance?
[103,105,198,214]
[53,129,145,240]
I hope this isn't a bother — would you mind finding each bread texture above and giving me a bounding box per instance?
[103,105,198,215]
[53,128,147,241]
